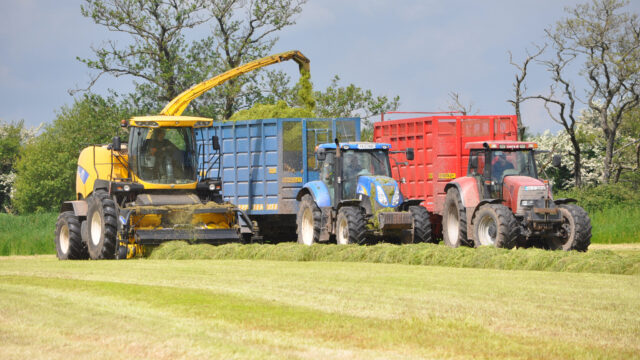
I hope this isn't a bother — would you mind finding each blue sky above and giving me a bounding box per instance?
[2,0,639,134]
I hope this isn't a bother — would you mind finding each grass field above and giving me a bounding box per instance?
[0,256,638,359]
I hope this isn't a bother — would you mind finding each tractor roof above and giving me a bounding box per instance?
[127,116,212,128]
[318,142,392,150]
[465,140,538,150]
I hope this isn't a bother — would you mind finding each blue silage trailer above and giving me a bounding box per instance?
[196,118,360,241]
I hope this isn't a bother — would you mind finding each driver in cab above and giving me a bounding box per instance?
[491,152,514,181]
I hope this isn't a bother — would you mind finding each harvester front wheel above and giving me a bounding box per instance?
[87,190,118,259]
[336,207,366,245]
[443,188,469,247]
[550,204,592,251]
[297,194,322,245]
[54,211,89,260]
[409,206,433,243]
[472,204,518,249]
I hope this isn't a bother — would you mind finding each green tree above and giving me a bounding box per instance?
[546,0,640,184]
[12,95,130,213]
[313,76,400,141]
[0,120,31,212]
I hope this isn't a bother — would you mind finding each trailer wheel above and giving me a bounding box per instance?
[443,188,469,247]
[54,211,89,260]
[550,204,592,251]
[408,206,433,243]
[472,204,518,249]
[297,194,322,245]
[336,207,366,244]
[86,190,118,259]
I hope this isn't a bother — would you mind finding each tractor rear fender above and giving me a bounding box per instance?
[444,177,480,208]
[60,200,88,218]
[296,181,332,208]
[554,198,578,205]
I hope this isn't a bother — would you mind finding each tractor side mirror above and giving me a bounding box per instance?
[406,148,414,161]
[552,154,562,167]
[212,136,220,151]
[111,136,121,152]
[316,148,326,161]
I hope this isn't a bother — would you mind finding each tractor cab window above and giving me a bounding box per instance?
[319,152,335,202]
[342,150,391,198]
[468,150,486,176]
[490,150,536,182]
[130,127,198,184]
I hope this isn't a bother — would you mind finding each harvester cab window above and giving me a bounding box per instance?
[130,127,198,184]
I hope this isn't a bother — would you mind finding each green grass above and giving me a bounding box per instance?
[590,205,640,244]
[0,212,57,256]
[0,257,638,359]
[149,242,640,275]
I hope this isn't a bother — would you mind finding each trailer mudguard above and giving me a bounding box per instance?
[297,181,332,208]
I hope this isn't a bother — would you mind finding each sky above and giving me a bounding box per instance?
[1,0,639,134]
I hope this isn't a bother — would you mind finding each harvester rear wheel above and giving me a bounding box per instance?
[550,204,592,251]
[472,204,518,249]
[297,194,322,245]
[86,190,118,259]
[409,206,433,243]
[443,188,469,247]
[336,207,366,245]
[54,211,89,260]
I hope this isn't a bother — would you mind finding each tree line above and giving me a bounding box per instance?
[1,0,638,214]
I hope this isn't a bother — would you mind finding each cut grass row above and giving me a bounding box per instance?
[0,257,638,359]
[150,241,640,275]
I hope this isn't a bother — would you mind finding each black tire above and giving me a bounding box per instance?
[550,204,592,251]
[54,211,89,260]
[297,194,322,245]
[336,207,367,244]
[86,190,118,259]
[472,204,519,249]
[408,206,433,243]
[442,187,470,247]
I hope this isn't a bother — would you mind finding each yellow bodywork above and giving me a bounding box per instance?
[160,50,309,116]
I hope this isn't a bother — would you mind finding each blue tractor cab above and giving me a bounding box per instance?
[296,140,434,245]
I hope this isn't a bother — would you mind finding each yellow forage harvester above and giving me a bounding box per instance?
[54,51,310,259]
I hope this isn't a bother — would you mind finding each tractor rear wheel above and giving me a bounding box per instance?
[297,194,322,245]
[336,207,366,245]
[472,204,518,249]
[550,204,591,251]
[54,211,89,260]
[443,188,469,247]
[86,190,118,259]
[409,206,433,243]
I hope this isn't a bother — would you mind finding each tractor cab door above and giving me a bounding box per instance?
[468,149,492,199]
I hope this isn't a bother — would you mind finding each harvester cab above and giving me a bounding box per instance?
[296,141,433,245]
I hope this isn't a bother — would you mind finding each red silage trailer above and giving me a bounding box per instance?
[373,113,518,215]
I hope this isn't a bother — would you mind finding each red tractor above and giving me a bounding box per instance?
[374,113,591,251]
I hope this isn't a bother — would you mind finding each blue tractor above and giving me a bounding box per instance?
[295,140,433,245]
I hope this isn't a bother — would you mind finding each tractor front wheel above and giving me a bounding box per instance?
[336,207,366,245]
[472,204,518,249]
[409,206,433,243]
[550,204,592,251]
[54,211,89,260]
[86,190,118,259]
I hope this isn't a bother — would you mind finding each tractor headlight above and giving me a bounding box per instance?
[523,186,546,191]
[376,184,388,206]
[123,184,131,192]
[520,200,535,207]
[209,184,216,191]
[391,187,400,206]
